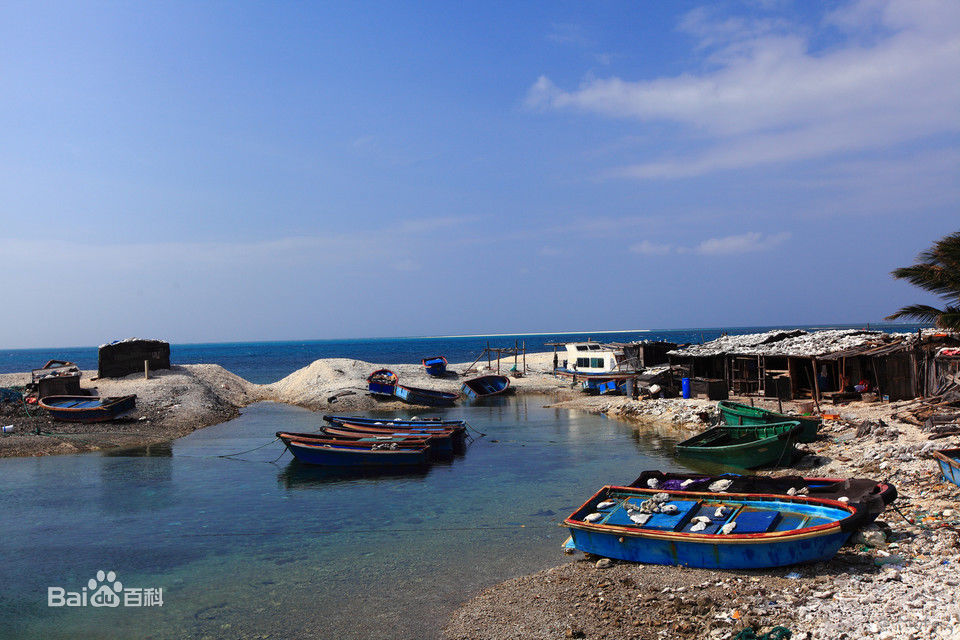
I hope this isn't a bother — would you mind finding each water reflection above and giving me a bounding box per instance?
[277,460,432,488]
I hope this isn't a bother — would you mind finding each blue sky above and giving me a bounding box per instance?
[1,0,958,347]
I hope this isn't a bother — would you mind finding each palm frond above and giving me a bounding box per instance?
[885,304,947,323]
[890,264,960,300]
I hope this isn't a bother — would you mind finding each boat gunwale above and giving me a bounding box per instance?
[563,485,858,544]
[282,438,429,455]
[933,448,960,471]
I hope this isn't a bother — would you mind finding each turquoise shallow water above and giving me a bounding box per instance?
[2,398,699,639]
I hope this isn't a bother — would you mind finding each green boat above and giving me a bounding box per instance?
[718,400,821,443]
[675,422,801,469]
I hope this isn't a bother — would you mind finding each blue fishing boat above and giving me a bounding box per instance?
[460,375,510,400]
[934,448,960,487]
[367,369,398,397]
[422,356,448,377]
[393,384,458,407]
[563,485,863,569]
[323,414,467,428]
[277,433,430,468]
[38,395,137,423]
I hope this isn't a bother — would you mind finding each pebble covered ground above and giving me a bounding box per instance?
[446,395,960,640]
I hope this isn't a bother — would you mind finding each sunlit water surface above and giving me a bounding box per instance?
[1,397,701,639]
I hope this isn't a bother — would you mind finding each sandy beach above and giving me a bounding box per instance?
[2,352,959,638]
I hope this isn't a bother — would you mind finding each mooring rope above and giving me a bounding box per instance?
[218,436,282,459]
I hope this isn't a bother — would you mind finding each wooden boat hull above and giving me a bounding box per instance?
[422,357,447,377]
[279,436,430,468]
[934,448,960,488]
[564,485,861,569]
[394,384,458,407]
[319,425,455,456]
[329,421,466,454]
[676,423,800,469]
[630,471,896,524]
[323,415,466,428]
[278,430,430,449]
[367,369,398,397]
[718,401,821,443]
[460,375,510,400]
[38,395,137,423]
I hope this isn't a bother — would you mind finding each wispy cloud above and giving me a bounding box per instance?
[692,231,790,255]
[628,232,790,256]
[546,23,592,47]
[527,0,960,178]
[629,240,673,255]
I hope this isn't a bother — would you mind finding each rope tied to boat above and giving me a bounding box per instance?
[218,436,281,459]
[733,626,791,640]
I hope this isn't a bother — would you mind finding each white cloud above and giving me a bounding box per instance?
[527,0,960,178]
[629,240,674,255]
[627,232,790,256]
[693,231,790,255]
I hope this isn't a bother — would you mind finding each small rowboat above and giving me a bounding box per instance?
[367,369,398,397]
[318,425,455,456]
[277,430,431,449]
[933,448,960,488]
[718,400,821,443]
[460,375,510,400]
[676,422,801,469]
[393,384,458,407]
[38,395,137,423]
[422,356,447,377]
[277,433,430,468]
[630,471,896,525]
[563,485,864,569]
[326,421,467,454]
[323,414,466,428]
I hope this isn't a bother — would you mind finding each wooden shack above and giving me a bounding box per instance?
[98,339,171,378]
[669,329,924,403]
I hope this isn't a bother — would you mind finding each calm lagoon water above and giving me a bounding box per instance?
[0,397,699,640]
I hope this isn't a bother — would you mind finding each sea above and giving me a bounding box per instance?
[0,323,923,639]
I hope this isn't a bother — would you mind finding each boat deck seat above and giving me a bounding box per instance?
[730,510,781,533]
[678,503,729,534]
[599,499,699,530]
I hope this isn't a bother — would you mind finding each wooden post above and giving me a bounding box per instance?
[487,341,491,371]
[144,360,149,380]
[496,349,501,374]
[811,357,821,413]
[523,341,526,372]
[757,355,762,397]
[514,339,518,369]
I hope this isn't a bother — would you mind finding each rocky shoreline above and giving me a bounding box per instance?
[3,353,959,638]
[444,394,960,640]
